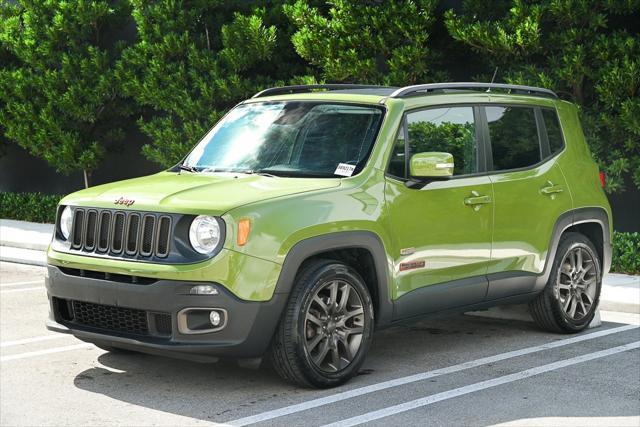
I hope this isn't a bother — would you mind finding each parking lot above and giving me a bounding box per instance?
[1,261,639,426]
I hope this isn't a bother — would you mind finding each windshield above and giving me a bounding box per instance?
[182,102,384,178]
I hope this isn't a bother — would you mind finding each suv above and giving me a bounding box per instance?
[46,83,612,388]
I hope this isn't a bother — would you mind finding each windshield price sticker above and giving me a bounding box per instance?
[334,163,356,177]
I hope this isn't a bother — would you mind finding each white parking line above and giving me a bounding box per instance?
[324,341,640,427]
[0,286,43,294]
[1,334,69,348]
[1,343,94,362]
[0,280,43,288]
[228,324,639,426]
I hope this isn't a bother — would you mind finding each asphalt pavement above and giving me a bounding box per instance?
[1,261,639,426]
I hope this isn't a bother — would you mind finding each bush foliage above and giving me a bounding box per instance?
[0,192,62,223]
[611,231,640,275]
[0,0,638,192]
[0,0,134,187]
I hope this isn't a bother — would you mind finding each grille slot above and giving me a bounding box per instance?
[156,216,171,257]
[125,213,141,255]
[140,215,155,256]
[68,208,171,259]
[112,212,125,253]
[84,210,98,250]
[71,210,85,248]
[72,300,149,336]
[97,211,111,252]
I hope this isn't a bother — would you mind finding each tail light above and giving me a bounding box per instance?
[599,170,606,188]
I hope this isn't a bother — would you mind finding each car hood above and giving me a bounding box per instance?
[61,171,341,215]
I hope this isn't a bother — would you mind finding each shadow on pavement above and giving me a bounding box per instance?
[72,315,635,424]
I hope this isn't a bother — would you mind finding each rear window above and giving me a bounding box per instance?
[486,106,541,171]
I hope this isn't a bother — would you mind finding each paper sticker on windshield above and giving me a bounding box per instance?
[334,163,356,177]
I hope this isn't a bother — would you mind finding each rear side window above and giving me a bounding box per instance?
[486,106,540,171]
[542,109,564,155]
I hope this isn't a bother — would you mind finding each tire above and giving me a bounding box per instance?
[529,232,602,333]
[270,259,375,388]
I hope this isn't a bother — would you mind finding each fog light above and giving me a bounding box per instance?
[209,310,221,327]
[190,285,218,295]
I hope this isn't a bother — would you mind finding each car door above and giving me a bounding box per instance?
[484,105,573,299]
[385,105,493,318]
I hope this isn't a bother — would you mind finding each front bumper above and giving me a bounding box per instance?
[45,266,287,361]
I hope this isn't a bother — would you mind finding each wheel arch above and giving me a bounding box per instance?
[273,231,394,326]
[535,207,612,291]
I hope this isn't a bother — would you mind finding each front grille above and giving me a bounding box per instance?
[70,208,171,259]
[72,300,149,335]
[52,298,173,338]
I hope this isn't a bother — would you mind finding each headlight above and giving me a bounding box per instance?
[189,215,221,254]
[60,206,73,240]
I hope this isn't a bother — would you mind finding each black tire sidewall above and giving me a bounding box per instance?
[291,261,374,387]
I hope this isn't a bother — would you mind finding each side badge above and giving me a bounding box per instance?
[399,260,426,272]
[400,247,415,256]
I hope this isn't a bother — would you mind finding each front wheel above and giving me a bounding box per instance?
[529,232,602,333]
[270,259,374,388]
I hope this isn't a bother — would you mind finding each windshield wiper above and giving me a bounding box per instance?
[178,164,199,173]
[246,170,277,178]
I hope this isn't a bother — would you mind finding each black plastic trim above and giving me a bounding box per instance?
[273,231,394,326]
[45,266,286,359]
[393,276,489,320]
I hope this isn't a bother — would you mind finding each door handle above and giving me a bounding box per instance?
[464,191,492,211]
[540,181,564,197]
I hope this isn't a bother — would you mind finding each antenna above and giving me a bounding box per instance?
[490,67,499,84]
[487,67,499,94]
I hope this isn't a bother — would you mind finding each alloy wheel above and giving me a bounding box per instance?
[304,280,365,373]
[556,245,598,321]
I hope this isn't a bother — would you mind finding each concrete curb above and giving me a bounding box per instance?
[0,219,53,251]
[0,245,47,267]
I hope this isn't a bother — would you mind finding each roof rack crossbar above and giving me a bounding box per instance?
[389,82,558,99]
[252,84,386,98]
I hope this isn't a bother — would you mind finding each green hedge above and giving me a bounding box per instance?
[611,231,640,275]
[0,192,62,223]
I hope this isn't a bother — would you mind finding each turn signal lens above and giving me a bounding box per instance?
[237,218,251,246]
[599,171,606,188]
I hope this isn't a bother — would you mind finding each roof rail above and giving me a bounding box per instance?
[252,84,386,98]
[389,82,558,99]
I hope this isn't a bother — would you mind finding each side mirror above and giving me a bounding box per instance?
[409,152,454,179]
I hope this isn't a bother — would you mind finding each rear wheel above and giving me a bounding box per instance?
[270,259,374,388]
[530,232,602,333]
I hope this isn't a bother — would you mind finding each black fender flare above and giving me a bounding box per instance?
[273,231,394,326]
[534,206,612,292]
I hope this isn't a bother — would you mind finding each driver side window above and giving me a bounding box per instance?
[388,106,478,178]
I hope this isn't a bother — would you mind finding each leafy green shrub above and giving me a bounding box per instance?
[0,193,62,223]
[0,1,134,188]
[611,231,640,275]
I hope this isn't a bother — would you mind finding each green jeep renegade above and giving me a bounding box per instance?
[46,83,612,388]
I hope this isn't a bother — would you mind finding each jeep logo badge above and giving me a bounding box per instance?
[114,197,135,207]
